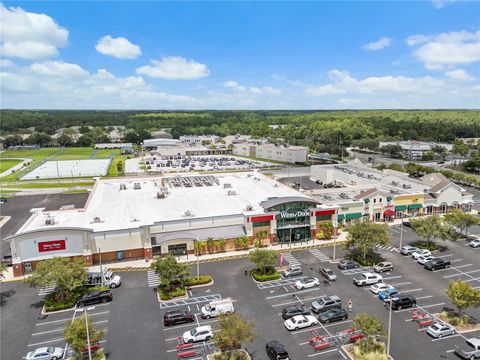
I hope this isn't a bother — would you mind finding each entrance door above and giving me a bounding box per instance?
[168,244,187,256]
[23,262,32,273]
[277,227,310,243]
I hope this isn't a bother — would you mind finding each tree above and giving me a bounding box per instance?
[453,138,470,162]
[116,160,124,173]
[64,314,105,359]
[352,313,387,358]
[57,133,74,147]
[150,254,189,290]
[3,134,24,148]
[445,280,480,314]
[410,215,452,248]
[0,262,7,279]
[26,132,52,147]
[344,221,390,260]
[386,163,404,172]
[24,258,87,302]
[213,313,256,353]
[249,249,277,275]
[444,208,479,236]
[379,144,403,158]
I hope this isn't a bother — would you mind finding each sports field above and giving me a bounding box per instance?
[0,159,22,173]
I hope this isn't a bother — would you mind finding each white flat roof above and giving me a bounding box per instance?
[18,172,313,234]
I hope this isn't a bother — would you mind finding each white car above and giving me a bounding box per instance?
[26,347,64,360]
[353,272,383,286]
[370,283,394,295]
[411,249,431,260]
[417,255,435,265]
[294,277,320,290]
[183,325,213,343]
[469,239,480,248]
[426,322,456,338]
[284,314,319,331]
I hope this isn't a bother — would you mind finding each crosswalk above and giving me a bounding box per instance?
[375,244,399,252]
[37,285,56,296]
[281,252,301,267]
[309,249,330,262]
[147,270,160,288]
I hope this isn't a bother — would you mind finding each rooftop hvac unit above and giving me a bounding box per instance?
[133,183,141,190]
[156,192,166,199]
[45,217,55,225]
[245,205,254,211]
[392,181,400,186]
[184,210,193,217]
[119,183,126,190]
[223,183,232,188]
[273,183,279,187]
[93,217,101,223]
[227,190,237,196]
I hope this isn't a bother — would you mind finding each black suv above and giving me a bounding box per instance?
[77,290,112,307]
[337,259,359,270]
[387,294,416,310]
[318,308,348,324]
[163,309,195,326]
[424,258,450,271]
[266,340,290,360]
[281,305,310,320]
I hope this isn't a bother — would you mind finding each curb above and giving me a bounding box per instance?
[41,304,77,315]
[157,280,214,303]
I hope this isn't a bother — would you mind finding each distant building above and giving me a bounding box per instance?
[269,124,287,130]
[379,141,453,159]
[179,135,220,144]
[151,130,173,139]
[233,142,308,164]
[223,135,251,146]
[95,143,133,153]
[142,139,182,150]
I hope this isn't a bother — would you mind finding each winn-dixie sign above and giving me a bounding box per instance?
[38,240,66,252]
[279,209,310,219]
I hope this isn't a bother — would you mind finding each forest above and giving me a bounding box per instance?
[1,110,479,156]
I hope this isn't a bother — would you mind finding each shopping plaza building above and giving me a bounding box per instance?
[7,162,474,277]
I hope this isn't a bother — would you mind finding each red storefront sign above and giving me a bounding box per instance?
[38,240,66,252]
[313,209,336,217]
[248,215,274,223]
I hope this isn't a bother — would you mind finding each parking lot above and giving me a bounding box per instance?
[2,224,479,360]
[144,155,274,173]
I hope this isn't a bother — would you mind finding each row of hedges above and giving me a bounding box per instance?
[159,275,213,300]
[350,251,383,267]
[185,275,213,287]
[409,240,439,251]
[251,267,280,282]
[44,286,108,312]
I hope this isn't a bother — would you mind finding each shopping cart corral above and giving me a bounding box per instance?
[308,327,365,351]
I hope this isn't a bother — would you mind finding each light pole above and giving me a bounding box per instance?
[332,229,337,261]
[75,306,95,360]
[398,211,407,251]
[194,238,200,278]
[386,299,393,358]
[98,247,103,288]
[289,226,292,249]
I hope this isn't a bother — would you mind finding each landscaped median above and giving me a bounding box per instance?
[158,275,213,301]
[248,249,281,282]
[44,286,109,313]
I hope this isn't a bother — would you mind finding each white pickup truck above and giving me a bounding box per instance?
[454,338,480,359]
[353,272,383,286]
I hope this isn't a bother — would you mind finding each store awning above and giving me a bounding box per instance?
[384,209,395,217]
[346,212,363,220]
[152,225,246,245]
[337,214,345,221]
[408,203,423,210]
[394,205,407,212]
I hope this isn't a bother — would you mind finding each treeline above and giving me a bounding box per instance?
[1,110,480,155]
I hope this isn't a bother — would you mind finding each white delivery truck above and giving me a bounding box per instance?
[87,266,122,288]
[201,298,234,319]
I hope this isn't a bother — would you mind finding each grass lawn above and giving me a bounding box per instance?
[51,147,94,160]
[2,181,94,189]
[0,159,22,173]
[0,148,60,182]
[107,155,125,177]
[94,149,121,159]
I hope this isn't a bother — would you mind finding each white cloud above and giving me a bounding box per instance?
[224,81,281,95]
[136,56,209,80]
[444,69,475,81]
[0,4,68,59]
[431,0,466,9]
[30,61,88,79]
[406,30,480,70]
[95,35,141,59]
[0,59,16,68]
[363,37,392,51]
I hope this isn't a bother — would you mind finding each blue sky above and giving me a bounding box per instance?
[1,1,479,109]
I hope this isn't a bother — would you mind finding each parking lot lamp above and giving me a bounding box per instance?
[194,237,200,278]
[386,298,393,357]
[399,211,407,251]
[332,229,337,261]
[75,306,95,360]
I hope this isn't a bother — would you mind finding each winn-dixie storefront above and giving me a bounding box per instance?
[248,197,337,243]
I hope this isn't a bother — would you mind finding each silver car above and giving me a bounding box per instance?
[26,347,64,360]
[426,322,456,338]
[319,268,337,281]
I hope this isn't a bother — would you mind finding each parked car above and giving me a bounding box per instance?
[417,255,435,265]
[201,298,234,319]
[319,268,337,281]
[311,295,342,314]
[378,288,399,301]
[370,283,394,295]
[77,290,112,307]
[402,221,413,228]
[411,249,431,260]
[266,340,290,360]
[469,239,480,248]
[281,266,303,278]
[284,314,318,331]
[454,337,480,359]
[294,277,320,290]
[424,258,451,271]
[282,305,310,320]
[26,347,64,360]
[401,246,420,256]
[386,294,416,310]
[2,254,12,266]
[318,308,349,324]
[353,272,383,286]
[373,262,393,273]
[163,309,195,326]
[183,325,213,343]
[337,259,360,270]
[426,322,456,338]
[0,197,7,204]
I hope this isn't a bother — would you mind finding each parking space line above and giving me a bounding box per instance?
[431,334,463,342]
[416,295,434,300]
[444,269,480,278]
[163,318,219,331]
[308,348,339,357]
[28,337,65,347]
[32,320,108,336]
[266,288,321,300]
[35,310,109,326]
[395,303,445,313]
[323,320,352,328]
[436,254,454,258]
[271,295,320,307]
[390,282,412,286]
[401,288,423,293]
[383,275,402,280]
[450,259,463,263]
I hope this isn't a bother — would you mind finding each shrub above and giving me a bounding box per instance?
[350,251,383,267]
[185,275,212,287]
[438,311,470,326]
[214,350,249,360]
[410,240,439,251]
[158,286,186,301]
[351,338,388,360]
[44,286,108,312]
[251,267,280,282]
